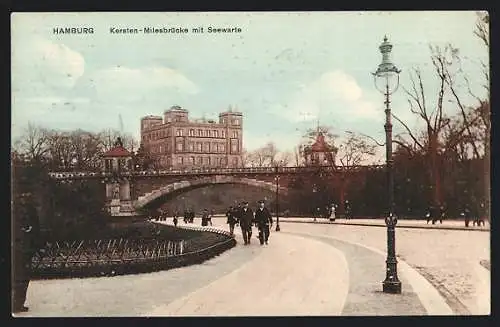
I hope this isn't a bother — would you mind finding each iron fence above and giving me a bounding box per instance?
[30,226,236,279]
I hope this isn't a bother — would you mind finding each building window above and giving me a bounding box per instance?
[204,157,209,165]
[188,143,194,152]
[177,142,183,151]
[197,157,203,165]
[232,131,238,138]
[222,118,226,124]
[196,143,202,152]
[231,139,238,153]
[178,157,183,165]
[233,119,240,125]
[220,144,226,152]
[232,157,238,166]
[189,129,195,136]
[198,129,202,136]
[221,130,226,138]
[203,142,209,152]
[190,156,195,164]
[212,143,218,153]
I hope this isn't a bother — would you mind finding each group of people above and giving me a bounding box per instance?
[426,202,487,227]
[225,201,273,246]
[201,209,214,226]
[460,202,487,227]
[313,200,353,222]
[183,209,195,224]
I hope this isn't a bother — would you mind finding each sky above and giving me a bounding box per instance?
[11,11,489,162]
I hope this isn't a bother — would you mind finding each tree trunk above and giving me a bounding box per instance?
[339,175,345,215]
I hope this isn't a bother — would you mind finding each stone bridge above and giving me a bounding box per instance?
[48,166,383,216]
[134,175,289,210]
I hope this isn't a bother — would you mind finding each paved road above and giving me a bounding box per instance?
[15,219,489,317]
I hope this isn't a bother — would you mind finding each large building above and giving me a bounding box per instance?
[140,105,243,169]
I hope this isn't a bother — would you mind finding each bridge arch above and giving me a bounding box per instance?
[135,175,288,209]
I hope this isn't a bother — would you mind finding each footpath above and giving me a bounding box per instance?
[276,217,490,232]
[15,221,461,317]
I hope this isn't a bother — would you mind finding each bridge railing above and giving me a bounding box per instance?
[47,165,385,179]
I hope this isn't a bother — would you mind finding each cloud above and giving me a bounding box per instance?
[12,36,85,92]
[89,66,199,102]
[270,70,380,124]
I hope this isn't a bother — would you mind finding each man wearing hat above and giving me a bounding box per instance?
[254,201,273,245]
[12,193,40,313]
[239,201,254,245]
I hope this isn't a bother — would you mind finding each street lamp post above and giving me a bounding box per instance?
[275,165,281,231]
[373,35,402,294]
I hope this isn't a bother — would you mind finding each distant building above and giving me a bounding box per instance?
[140,105,243,169]
[303,131,337,166]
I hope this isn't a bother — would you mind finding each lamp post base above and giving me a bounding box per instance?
[382,280,402,294]
[275,224,280,232]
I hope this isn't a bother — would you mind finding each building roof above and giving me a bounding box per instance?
[102,146,132,158]
[310,133,331,152]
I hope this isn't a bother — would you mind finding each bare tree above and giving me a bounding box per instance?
[263,142,279,166]
[333,131,377,211]
[293,145,304,167]
[393,44,458,207]
[275,150,293,167]
[98,129,138,153]
[13,123,50,163]
[240,148,251,167]
[69,130,103,171]
[251,147,270,168]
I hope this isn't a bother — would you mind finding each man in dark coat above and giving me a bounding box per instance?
[12,193,40,313]
[233,203,242,227]
[254,201,273,245]
[201,209,209,226]
[239,202,254,245]
[226,206,237,236]
[462,203,472,227]
[173,210,179,227]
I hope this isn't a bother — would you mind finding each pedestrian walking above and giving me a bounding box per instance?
[345,200,352,220]
[188,209,195,223]
[201,209,209,227]
[254,201,273,245]
[462,204,471,227]
[439,204,446,224]
[173,210,178,227]
[13,193,40,313]
[208,209,214,226]
[472,202,485,226]
[233,203,242,227]
[183,209,188,224]
[426,205,436,224]
[329,203,336,222]
[239,202,254,245]
[226,206,237,236]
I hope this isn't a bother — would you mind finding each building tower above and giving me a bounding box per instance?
[219,106,243,167]
[102,138,136,216]
[303,129,337,166]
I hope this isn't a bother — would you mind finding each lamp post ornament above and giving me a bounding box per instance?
[373,35,402,294]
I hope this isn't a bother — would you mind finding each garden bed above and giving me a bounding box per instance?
[31,221,236,279]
